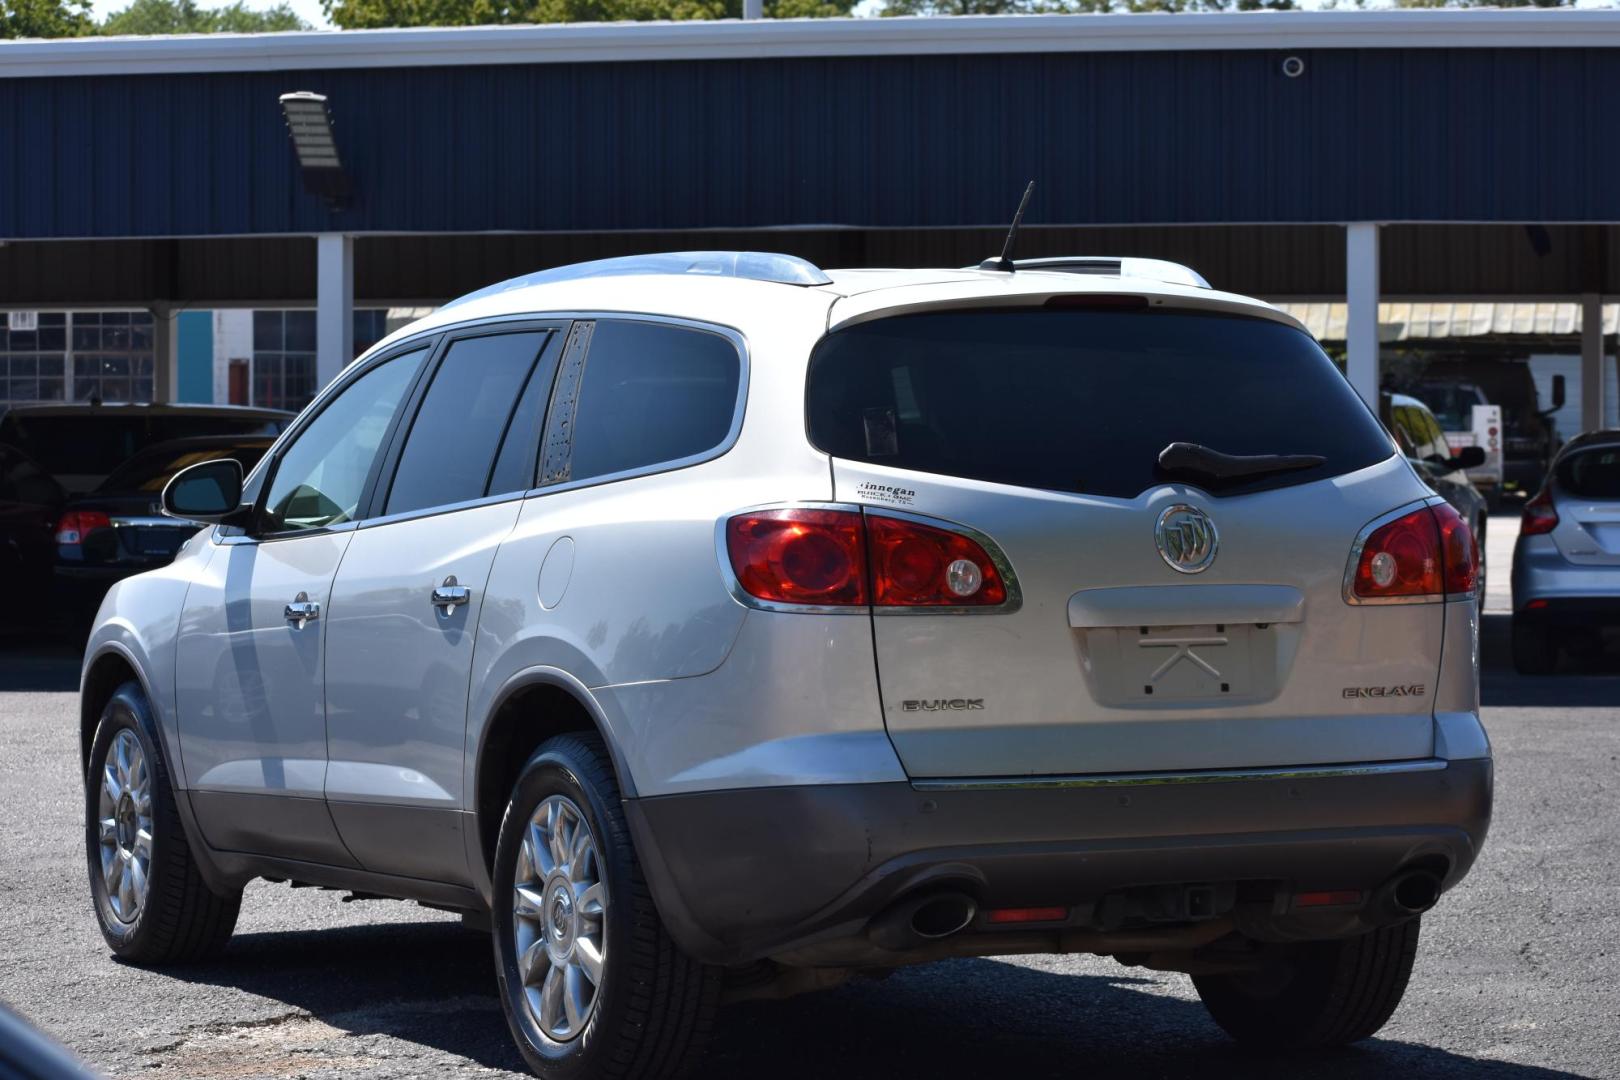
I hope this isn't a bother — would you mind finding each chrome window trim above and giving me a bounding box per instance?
[1341,495,1463,606]
[359,489,528,531]
[714,501,1023,616]
[911,758,1449,792]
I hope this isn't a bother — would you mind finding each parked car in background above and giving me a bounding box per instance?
[1511,429,1620,673]
[1413,358,1564,505]
[0,442,67,631]
[1382,391,1490,596]
[0,403,291,495]
[55,437,274,623]
[78,252,1490,1080]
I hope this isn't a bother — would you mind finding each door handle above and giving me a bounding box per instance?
[285,592,321,629]
[432,575,471,616]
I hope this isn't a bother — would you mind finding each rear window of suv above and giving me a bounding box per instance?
[1557,445,1620,498]
[806,308,1395,500]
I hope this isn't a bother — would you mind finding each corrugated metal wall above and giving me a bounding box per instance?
[5,47,1620,240]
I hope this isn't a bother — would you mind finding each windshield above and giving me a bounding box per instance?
[1413,384,1480,431]
[807,308,1395,500]
[96,441,272,495]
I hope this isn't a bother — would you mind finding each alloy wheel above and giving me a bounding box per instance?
[96,728,153,923]
[511,794,607,1042]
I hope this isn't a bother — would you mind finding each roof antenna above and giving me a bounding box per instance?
[978,180,1035,273]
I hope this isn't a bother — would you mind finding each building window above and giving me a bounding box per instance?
[0,312,153,406]
[250,309,394,412]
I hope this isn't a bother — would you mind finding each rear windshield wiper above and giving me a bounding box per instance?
[1157,442,1326,483]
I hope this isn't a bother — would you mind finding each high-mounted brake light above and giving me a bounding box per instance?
[55,510,112,548]
[725,507,1013,610]
[1521,489,1559,536]
[1348,502,1477,603]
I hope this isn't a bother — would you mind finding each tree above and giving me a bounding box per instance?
[324,0,852,29]
[1,0,93,38]
[100,0,308,34]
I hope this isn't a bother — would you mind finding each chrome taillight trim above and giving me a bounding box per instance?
[1342,496,1475,606]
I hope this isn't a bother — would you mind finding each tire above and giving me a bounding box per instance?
[491,733,721,1080]
[1512,619,1559,676]
[85,681,240,962]
[1193,919,1421,1049]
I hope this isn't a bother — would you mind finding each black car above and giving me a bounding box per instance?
[0,402,291,496]
[55,436,274,618]
[0,442,68,626]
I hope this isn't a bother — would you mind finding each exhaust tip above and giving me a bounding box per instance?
[909,893,977,940]
[1391,870,1442,914]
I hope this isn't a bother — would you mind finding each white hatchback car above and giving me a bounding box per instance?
[82,252,1491,1079]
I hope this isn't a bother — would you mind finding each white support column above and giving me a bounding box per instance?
[150,305,179,404]
[1580,293,1605,437]
[1345,223,1381,405]
[316,233,354,393]
[742,0,762,17]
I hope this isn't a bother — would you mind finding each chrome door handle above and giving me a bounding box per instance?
[432,575,471,616]
[285,592,321,629]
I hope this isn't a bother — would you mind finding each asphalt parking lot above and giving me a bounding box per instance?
[2,514,1617,1079]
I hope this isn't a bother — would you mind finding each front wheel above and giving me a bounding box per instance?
[491,733,721,1080]
[1193,919,1421,1048]
[85,682,240,962]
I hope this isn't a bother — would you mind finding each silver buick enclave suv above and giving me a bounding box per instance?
[81,252,1491,1078]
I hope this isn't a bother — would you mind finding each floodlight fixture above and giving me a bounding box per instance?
[279,91,350,209]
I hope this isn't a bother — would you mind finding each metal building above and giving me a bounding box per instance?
[2,9,1618,427]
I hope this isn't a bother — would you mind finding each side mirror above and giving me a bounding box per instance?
[1551,373,1567,412]
[161,458,247,524]
[1451,445,1487,470]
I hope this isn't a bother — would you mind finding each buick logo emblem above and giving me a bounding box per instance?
[1155,504,1218,574]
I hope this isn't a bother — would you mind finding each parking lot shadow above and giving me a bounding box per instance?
[1480,613,1620,707]
[0,638,82,692]
[160,920,1587,1080]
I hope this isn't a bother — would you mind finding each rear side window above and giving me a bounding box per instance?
[385,331,551,516]
[1558,445,1620,499]
[564,320,741,483]
[807,309,1394,500]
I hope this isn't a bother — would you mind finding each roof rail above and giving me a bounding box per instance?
[1008,256,1212,290]
[443,250,833,309]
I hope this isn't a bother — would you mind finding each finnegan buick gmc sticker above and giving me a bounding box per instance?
[857,481,916,507]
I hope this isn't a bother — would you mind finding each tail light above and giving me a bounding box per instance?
[55,510,112,547]
[866,514,1007,607]
[725,508,868,607]
[1349,502,1477,602]
[1521,489,1559,536]
[724,506,1012,610]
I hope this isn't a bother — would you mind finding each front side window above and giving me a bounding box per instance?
[260,348,426,534]
[384,331,552,516]
[565,320,741,483]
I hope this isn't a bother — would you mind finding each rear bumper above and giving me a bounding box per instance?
[1512,536,1620,623]
[1512,597,1620,629]
[626,757,1492,966]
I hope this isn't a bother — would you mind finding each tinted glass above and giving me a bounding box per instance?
[0,447,63,505]
[385,332,548,516]
[567,321,740,482]
[488,337,561,497]
[0,414,289,492]
[807,309,1394,500]
[261,349,426,533]
[1558,445,1620,499]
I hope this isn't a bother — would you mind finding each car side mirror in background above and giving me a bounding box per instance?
[161,458,247,524]
[1551,373,1567,412]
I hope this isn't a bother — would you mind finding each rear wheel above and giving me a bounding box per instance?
[1512,619,1559,675]
[85,682,240,962]
[491,733,721,1080]
[1193,919,1421,1048]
